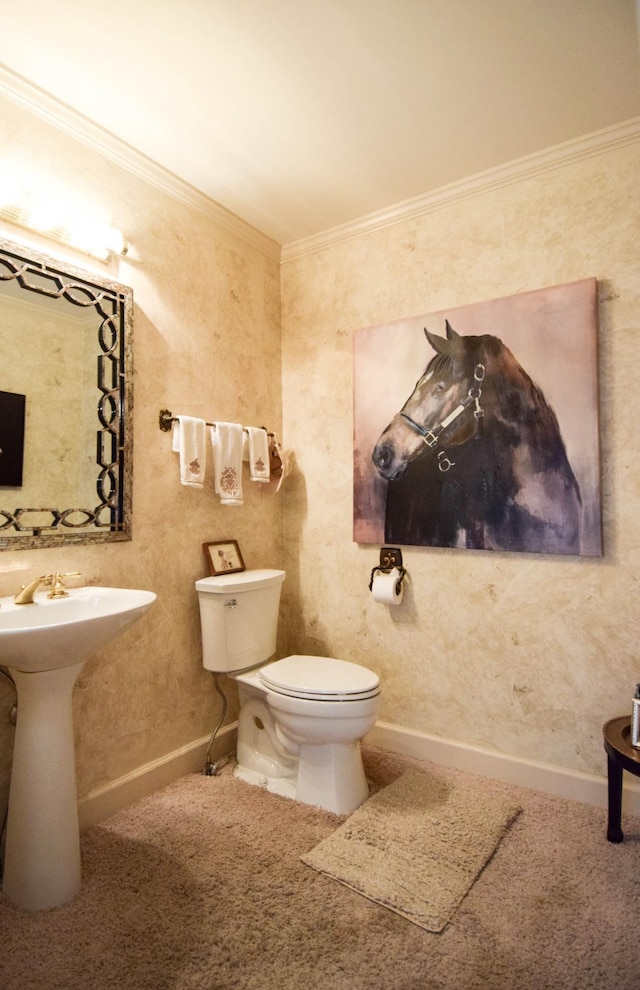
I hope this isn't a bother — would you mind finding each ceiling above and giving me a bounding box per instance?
[1,1,639,246]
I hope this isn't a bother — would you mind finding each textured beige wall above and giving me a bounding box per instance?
[0,95,284,813]
[1,88,638,825]
[281,139,640,780]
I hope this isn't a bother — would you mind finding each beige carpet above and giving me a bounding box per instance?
[2,744,640,990]
[302,769,520,931]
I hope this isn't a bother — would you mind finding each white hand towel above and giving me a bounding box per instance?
[211,422,244,505]
[246,427,270,483]
[172,416,206,487]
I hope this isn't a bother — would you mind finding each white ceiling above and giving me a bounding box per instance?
[1,0,639,246]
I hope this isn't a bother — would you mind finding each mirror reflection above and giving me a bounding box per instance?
[0,237,133,550]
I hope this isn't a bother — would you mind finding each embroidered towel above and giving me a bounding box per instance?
[172,416,206,487]
[246,427,270,483]
[211,423,244,505]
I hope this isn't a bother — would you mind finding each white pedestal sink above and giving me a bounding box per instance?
[0,586,156,911]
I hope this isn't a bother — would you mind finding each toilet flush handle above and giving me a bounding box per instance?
[224,598,238,610]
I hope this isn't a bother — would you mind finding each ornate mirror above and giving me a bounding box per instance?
[0,237,133,550]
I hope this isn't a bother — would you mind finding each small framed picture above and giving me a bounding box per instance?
[203,539,245,575]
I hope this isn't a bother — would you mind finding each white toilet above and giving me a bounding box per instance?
[196,568,381,814]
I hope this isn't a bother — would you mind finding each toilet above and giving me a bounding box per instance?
[195,568,381,814]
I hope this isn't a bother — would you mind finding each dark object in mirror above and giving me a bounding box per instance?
[0,390,26,486]
[0,237,133,549]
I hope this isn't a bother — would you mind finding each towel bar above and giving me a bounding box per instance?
[159,409,273,436]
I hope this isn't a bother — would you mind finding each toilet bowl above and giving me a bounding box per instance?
[234,655,380,814]
[195,570,381,815]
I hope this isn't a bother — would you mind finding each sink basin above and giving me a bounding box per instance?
[0,585,156,911]
[0,586,157,672]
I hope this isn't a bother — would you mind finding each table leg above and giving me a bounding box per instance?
[606,755,624,843]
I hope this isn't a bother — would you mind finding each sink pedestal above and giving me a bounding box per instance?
[3,660,86,911]
[0,585,157,910]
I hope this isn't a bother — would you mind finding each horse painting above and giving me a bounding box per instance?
[372,321,583,554]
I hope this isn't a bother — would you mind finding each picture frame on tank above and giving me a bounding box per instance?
[203,539,245,575]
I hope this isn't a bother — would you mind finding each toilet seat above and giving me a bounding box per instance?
[259,655,380,702]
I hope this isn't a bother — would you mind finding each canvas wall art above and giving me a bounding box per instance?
[353,279,601,556]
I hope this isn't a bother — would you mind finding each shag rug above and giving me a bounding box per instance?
[301,769,521,931]
[2,744,640,990]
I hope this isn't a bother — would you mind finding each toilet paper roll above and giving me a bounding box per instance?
[371,567,404,605]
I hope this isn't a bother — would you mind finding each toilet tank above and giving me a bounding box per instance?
[195,568,285,673]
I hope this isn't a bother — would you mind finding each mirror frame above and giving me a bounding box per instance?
[0,236,133,550]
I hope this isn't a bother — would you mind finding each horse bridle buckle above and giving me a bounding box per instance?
[469,363,485,425]
[422,430,438,448]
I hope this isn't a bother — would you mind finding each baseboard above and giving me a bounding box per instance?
[365,720,640,816]
[77,723,238,830]
[77,718,640,830]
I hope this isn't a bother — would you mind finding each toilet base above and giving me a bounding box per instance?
[296,740,370,815]
[235,740,371,815]
[234,765,297,801]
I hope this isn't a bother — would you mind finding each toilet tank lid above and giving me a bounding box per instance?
[195,568,285,594]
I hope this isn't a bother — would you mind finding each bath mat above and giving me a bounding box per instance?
[301,769,521,932]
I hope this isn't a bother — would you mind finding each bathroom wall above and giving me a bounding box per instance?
[280,135,640,781]
[1,82,638,825]
[0,94,284,817]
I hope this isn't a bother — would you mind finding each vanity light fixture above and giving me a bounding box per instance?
[0,175,128,261]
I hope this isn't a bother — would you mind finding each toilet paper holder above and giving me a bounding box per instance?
[369,547,406,591]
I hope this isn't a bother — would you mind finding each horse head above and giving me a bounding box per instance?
[372,321,484,481]
[372,321,583,554]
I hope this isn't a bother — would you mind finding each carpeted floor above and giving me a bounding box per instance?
[1,744,639,990]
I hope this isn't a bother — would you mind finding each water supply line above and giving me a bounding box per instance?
[204,673,231,776]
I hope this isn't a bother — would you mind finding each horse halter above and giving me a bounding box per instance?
[400,363,485,472]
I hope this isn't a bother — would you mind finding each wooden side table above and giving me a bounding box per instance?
[603,715,640,842]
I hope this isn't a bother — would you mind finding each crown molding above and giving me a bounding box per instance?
[0,66,281,262]
[3,65,637,270]
[281,116,640,264]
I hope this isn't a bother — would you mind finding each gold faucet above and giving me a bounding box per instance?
[49,572,81,599]
[14,572,81,605]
